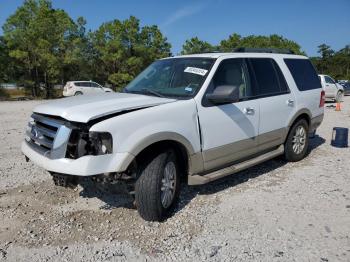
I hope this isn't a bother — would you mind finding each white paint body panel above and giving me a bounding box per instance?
[90,99,201,156]
[33,92,175,122]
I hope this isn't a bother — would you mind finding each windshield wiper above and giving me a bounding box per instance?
[141,88,165,98]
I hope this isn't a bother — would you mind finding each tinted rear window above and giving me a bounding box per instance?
[284,59,321,91]
[249,58,288,95]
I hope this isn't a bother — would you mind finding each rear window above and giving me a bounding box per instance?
[284,59,321,91]
[249,58,289,96]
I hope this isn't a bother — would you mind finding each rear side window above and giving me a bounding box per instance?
[82,82,92,87]
[249,58,289,96]
[284,59,321,91]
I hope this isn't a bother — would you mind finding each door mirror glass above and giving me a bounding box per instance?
[206,85,239,104]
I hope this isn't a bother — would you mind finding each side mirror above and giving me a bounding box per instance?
[206,85,239,104]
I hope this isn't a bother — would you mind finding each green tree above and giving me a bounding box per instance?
[220,34,304,54]
[90,16,171,91]
[219,33,241,51]
[317,44,334,58]
[2,0,82,97]
[311,44,350,80]
[181,37,215,55]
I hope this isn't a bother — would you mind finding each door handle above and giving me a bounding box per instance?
[243,107,255,115]
[287,99,294,106]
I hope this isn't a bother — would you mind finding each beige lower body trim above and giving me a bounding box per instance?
[200,128,286,172]
[202,137,257,171]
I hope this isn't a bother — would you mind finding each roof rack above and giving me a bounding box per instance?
[233,47,295,54]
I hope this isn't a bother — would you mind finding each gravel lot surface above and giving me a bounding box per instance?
[0,98,349,261]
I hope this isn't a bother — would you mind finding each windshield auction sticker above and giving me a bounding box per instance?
[184,67,208,76]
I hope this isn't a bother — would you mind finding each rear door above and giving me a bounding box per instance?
[91,82,105,93]
[247,58,296,152]
[197,58,260,171]
[81,81,94,94]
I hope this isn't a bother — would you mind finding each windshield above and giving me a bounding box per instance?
[124,58,215,98]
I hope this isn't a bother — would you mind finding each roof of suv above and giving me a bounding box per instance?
[168,52,307,59]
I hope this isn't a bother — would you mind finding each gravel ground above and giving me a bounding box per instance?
[0,98,349,262]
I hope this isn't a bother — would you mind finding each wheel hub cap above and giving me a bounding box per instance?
[292,126,306,154]
[161,161,176,208]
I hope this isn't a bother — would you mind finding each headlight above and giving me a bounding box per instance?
[89,132,113,155]
[66,130,113,159]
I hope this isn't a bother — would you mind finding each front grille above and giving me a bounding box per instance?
[25,113,71,159]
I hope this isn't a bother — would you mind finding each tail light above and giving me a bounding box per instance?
[319,90,325,107]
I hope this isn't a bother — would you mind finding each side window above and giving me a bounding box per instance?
[249,58,282,95]
[325,76,335,84]
[284,59,322,91]
[91,82,99,88]
[83,82,92,87]
[211,58,254,99]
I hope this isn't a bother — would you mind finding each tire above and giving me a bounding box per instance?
[284,119,309,162]
[135,149,180,221]
[74,91,83,96]
[335,91,343,102]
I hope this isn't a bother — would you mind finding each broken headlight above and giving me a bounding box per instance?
[88,132,113,155]
[66,131,113,159]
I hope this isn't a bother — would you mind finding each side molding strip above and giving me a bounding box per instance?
[188,144,284,185]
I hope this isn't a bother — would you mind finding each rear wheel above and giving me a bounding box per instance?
[74,91,83,96]
[284,119,309,162]
[135,149,180,221]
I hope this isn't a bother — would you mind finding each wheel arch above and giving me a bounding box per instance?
[288,109,311,129]
[285,109,311,143]
[124,132,198,180]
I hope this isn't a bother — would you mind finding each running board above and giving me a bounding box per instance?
[188,145,284,185]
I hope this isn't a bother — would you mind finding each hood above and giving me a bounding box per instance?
[33,92,176,123]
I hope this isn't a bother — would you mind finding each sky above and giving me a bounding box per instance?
[0,0,349,56]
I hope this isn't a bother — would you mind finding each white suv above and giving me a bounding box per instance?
[63,81,113,96]
[318,74,344,102]
[22,49,324,221]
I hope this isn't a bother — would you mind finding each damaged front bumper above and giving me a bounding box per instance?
[21,140,134,176]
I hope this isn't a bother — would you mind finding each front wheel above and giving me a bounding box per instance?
[135,149,180,221]
[284,119,309,162]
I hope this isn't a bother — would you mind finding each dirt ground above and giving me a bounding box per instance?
[0,97,349,261]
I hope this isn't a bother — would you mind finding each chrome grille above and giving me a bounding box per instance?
[25,113,71,159]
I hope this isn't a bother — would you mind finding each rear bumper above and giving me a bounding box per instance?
[62,90,73,97]
[21,141,134,176]
[310,114,324,133]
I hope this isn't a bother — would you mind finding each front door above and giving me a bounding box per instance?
[196,58,260,171]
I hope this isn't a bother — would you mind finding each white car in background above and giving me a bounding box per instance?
[63,81,113,96]
[318,74,344,102]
